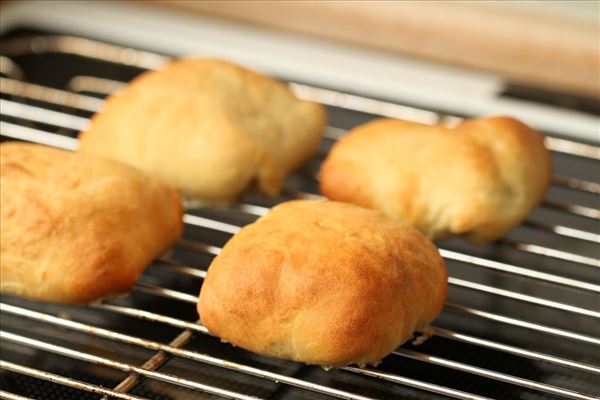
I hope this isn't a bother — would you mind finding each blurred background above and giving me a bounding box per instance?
[0,2,599,400]
[154,0,600,100]
[1,0,598,141]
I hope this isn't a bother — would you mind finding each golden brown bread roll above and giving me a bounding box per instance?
[198,200,447,366]
[320,116,551,244]
[78,58,326,202]
[0,142,183,303]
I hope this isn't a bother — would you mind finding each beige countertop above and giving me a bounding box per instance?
[153,1,599,99]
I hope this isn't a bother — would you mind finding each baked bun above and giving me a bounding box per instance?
[0,142,183,303]
[320,116,551,244]
[78,58,326,202]
[198,200,447,366]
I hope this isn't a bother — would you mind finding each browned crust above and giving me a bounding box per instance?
[0,142,184,303]
[198,200,447,366]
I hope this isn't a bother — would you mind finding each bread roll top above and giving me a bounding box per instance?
[79,58,326,202]
[198,200,447,366]
[320,116,551,244]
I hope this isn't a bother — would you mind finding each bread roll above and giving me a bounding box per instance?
[0,142,183,303]
[320,116,551,244]
[79,58,326,202]
[198,200,447,366]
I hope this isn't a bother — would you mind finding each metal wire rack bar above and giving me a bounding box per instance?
[0,36,170,69]
[445,303,600,345]
[59,74,439,129]
[552,176,600,194]
[61,75,600,168]
[0,99,89,131]
[429,327,600,375]
[447,278,599,319]
[232,194,600,234]
[341,367,492,400]
[68,76,126,97]
[182,214,241,235]
[95,303,209,334]
[0,331,259,400]
[95,302,600,375]
[108,327,195,398]
[497,239,600,269]
[187,196,598,254]
[321,123,600,163]
[439,249,600,293]
[0,121,78,150]
[543,137,600,160]
[63,73,600,164]
[542,200,600,219]
[392,349,595,400]
[175,238,222,257]
[135,262,600,351]
[0,55,24,80]
[0,360,145,400]
[521,220,599,244]
[166,246,599,304]
[0,77,103,112]
[154,259,207,279]
[0,389,34,400]
[134,282,197,304]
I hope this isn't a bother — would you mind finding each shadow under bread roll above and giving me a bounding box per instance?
[198,200,447,367]
[0,142,183,303]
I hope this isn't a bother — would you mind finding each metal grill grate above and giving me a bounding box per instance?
[0,33,599,400]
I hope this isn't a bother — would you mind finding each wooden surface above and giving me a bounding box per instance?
[153,1,599,99]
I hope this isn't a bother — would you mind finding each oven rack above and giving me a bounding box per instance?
[2,80,599,261]
[0,35,599,400]
[2,84,599,301]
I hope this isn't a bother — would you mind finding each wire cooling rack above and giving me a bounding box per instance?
[0,34,599,400]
